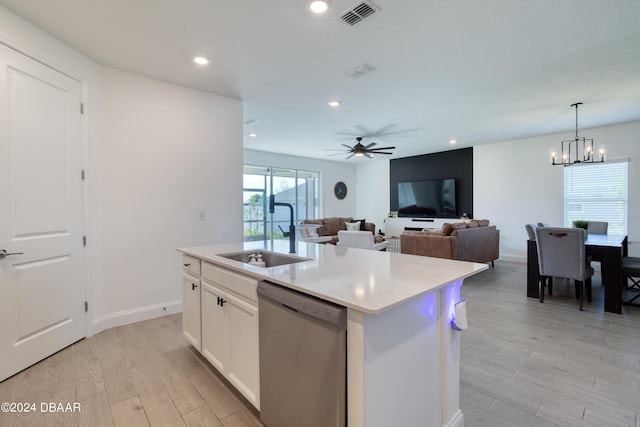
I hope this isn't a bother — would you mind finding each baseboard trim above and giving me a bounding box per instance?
[444,409,465,427]
[92,300,182,333]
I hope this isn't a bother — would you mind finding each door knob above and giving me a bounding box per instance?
[0,249,24,260]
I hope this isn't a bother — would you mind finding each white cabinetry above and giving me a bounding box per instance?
[197,262,260,409]
[182,255,201,350]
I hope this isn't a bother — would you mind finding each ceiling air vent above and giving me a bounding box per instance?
[345,63,377,78]
[337,1,379,26]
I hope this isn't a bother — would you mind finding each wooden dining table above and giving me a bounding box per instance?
[527,234,628,313]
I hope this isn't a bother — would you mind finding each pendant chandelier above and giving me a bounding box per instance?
[551,102,605,166]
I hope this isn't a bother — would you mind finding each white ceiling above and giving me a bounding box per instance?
[3,0,640,162]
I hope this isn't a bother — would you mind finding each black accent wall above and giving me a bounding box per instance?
[390,147,473,218]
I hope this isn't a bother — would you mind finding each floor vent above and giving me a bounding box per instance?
[337,1,379,26]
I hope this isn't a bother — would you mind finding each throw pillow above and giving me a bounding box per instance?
[475,219,490,227]
[353,219,366,231]
[323,217,341,235]
[441,223,454,235]
[346,221,361,231]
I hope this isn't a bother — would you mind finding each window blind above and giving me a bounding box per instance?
[563,160,628,235]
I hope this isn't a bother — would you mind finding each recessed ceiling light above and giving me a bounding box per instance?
[248,132,257,138]
[193,57,209,65]
[328,100,341,107]
[309,0,330,14]
[449,139,457,144]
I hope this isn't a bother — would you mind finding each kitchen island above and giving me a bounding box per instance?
[178,240,487,427]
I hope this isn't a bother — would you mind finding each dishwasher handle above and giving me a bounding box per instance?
[258,281,346,331]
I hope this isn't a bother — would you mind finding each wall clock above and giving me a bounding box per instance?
[334,181,347,200]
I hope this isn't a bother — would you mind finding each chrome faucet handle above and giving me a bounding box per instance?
[0,249,24,260]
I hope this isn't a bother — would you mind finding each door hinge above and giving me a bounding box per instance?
[83,236,87,247]
[81,169,85,181]
[80,103,84,114]
[85,301,88,312]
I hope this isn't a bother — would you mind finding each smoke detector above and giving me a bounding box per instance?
[336,1,379,26]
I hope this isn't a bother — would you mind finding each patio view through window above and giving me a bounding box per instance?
[243,165,320,242]
[563,160,628,235]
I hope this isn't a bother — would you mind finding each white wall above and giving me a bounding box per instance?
[355,160,390,234]
[97,67,242,329]
[475,120,639,261]
[244,149,357,217]
[1,5,243,334]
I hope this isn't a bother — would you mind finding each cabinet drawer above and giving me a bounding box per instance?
[202,262,258,303]
[182,255,201,276]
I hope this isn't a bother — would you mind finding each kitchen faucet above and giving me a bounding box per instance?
[269,194,296,253]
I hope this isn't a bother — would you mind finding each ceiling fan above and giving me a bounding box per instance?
[327,137,396,159]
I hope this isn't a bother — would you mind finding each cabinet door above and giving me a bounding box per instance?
[201,282,228,373]
[182,274,201,350]
[226,294,260,409]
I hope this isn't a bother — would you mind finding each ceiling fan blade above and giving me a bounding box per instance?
[342,144,355,150]
[365,152,374,158]
[363,142,377,149]
[368,151,394,155]
[327,152,349,156]
[345,153,355,159]
[369,146,396,151]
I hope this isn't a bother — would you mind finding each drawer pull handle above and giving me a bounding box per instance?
[217,296,227,307]
[184,263,191,267]
[192,283,198,290]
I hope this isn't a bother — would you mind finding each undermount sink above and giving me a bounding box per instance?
[217,250,310,268]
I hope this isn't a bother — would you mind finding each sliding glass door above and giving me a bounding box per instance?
[243,165,320,243]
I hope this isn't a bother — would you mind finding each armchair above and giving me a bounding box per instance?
[337,231,387,251]
[295,225,331,243]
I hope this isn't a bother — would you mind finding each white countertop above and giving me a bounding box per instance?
[178,240,488,314]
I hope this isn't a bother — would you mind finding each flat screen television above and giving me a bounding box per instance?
[397,178,456,217]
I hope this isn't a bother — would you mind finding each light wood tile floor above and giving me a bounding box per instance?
[0,313,263,427]
[1,261,639,426]
[461,261,640,427]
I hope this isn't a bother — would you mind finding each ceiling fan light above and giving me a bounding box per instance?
[193,56,209,65]
[309,0,330,14]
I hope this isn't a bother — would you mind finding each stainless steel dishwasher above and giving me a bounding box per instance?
[257,281,347,427]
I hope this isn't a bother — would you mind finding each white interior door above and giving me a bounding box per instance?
[0,43,85,382]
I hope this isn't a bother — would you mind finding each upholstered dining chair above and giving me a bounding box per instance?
[525,224,536,241]
[587,221,608,234]
[622,256,640,307]
[337,230,387,251]
[535,227,594,311]
[525,223,552,293]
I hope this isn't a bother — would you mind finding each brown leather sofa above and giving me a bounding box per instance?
[302,217,377,245]
[400,220,499,265]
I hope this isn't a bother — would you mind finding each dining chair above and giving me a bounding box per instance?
[587,221,608,234]
[622,256,640,307]
[525,223,552,293]
[535,227,594,311]
[525,224,536,240]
